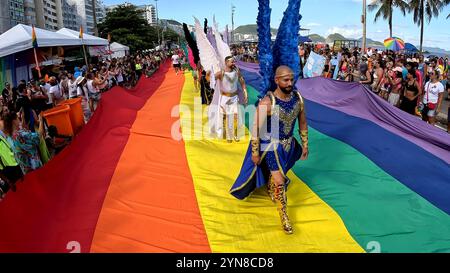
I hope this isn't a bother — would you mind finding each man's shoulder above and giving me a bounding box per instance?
[259,94,272,106]
[291,89,302,97]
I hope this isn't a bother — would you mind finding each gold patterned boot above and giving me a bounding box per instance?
[226,115,233,143]
[267,176,275,203]
[274,184,293,234]
[233,115,240,142]
[222,115,230,142]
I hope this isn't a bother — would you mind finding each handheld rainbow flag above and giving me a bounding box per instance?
[79,25,89,67]
[31,25,38,48]
[31,25,41,78]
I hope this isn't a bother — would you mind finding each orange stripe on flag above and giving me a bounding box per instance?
[90,69,211,252]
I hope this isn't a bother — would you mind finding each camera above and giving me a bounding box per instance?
[417,102,425,112]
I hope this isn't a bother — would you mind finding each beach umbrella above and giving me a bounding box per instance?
[384,37,405,51]
[404,43,418,52]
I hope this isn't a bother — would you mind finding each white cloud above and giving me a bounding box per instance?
[326,26,362,38]
[306,22,321,27]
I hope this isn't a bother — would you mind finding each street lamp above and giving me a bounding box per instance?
[362,0,367,52]
[155,0,160,46]
[231,4,235,44]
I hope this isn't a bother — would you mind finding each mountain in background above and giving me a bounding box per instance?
[421,46,450,54]
[358,37,384,47]
[325,33,347,43]
[234,24,278,35]
[308,34,326,43]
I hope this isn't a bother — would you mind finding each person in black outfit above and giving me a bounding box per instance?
[400,69,421,115]
[2,82,11,105]
[200,70,214,105]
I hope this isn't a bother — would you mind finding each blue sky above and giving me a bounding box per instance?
[103,0,450,50]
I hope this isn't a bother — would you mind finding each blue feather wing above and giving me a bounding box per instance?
[257,0,273,96]
[271,0,302,90]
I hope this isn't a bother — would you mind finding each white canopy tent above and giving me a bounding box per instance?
[0,24,82,58]
[110,42,130,58]
[56,28,108,46]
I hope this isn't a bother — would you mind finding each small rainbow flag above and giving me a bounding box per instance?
[79,26,83,39]
[31,25,38,48]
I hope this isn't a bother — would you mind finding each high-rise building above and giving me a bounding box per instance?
[95,2,105,23]
[0,0,81,34]
[32,0,78,31]
[36,0,60,30]
[23,0,37,26]
[71,0,105,35]
[62,0,78,30]
[0,0,26,33]
[136,4,156,26]
[107,3,156,26]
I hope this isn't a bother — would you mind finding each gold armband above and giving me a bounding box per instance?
[300,130,308,148]
[251,139,260,156]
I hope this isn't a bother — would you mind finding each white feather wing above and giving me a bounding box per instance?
[213,17,231,68]
[194,17,220,72]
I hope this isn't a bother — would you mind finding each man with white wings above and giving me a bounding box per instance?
[193,17,248,142]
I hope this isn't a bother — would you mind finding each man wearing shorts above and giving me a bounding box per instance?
[172,53,181,75]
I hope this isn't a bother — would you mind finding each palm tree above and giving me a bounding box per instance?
[368,0,409,38]
[409,0,447,52]
[445,0,450,18]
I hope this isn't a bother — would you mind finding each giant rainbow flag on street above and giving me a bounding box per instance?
[0,61,449,253]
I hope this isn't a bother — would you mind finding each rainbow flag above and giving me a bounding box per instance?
[79,26,83,39]
[31,25,38,49]
[0,61,449,253]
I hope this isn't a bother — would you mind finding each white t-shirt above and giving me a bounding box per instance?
[172,55,179,65]
[116,69,123,83]
[423,81,445,104]
[77,85,89,101]
[86,80,98,94]
[48,84,62,104]
[41,83,51,93]
[68,79,78,98]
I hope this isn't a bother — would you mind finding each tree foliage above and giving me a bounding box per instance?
[98,4,182,52]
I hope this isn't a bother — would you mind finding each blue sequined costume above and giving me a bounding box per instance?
[230,91,304,200]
